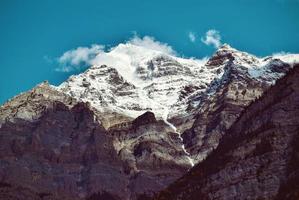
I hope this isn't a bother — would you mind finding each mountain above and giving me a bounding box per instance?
[58,43,297,163]
[153,64,299,200]
[57,44,296,128]
[0,42,298,200]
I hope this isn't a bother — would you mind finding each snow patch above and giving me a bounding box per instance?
[162,108,195,167]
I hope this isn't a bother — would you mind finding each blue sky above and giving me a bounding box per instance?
[0,0,299,104]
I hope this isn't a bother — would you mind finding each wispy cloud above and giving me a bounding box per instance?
[43,55,54,64]
[56,44,104,72]
[188,32,196,43]
[272,51,289,57]
[201,29,222,49]
[55,35,177,72]
[128,35,176,55]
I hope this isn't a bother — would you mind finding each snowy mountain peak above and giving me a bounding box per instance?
[218,43,235,51]
[207,44,260,68]
[57,42,299,125]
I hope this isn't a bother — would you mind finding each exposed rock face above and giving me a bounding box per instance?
[108,111,192,200]
[0,81,77,126]
[0,84,190,200]
[153,65,299,200]
[0,99,124,199]
[182,62,270,162]
[132,111,157,128]
[182,46,293,163]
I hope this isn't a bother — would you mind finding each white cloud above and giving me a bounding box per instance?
[56,44,105,72]
[55,35,177,72]
[201,29,222,49]
[188,32,196,43]
[128,35,176,55]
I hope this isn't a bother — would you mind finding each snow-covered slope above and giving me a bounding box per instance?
[58,43,211,120]
[57,42,299,123]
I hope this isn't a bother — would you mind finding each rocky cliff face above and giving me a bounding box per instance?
[0,87,123,199]
[153,64,299,200]
[108,111,192,200]
[182,45,294,163]
[0,43,298,200]
[0,84,191,200]
[0,84,127,199]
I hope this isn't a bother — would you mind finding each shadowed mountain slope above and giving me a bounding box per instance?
[153,64,299,200]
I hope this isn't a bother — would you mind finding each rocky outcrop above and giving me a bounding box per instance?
[109,111,193,200]
[182,46,292,163]
[132,111,157,128]
[0,81,77,126]
[153,64,299,200]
